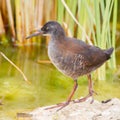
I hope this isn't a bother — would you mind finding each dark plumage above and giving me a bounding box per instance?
[26,21,113,111]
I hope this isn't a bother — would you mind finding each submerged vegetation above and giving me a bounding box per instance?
[0,0,119,80]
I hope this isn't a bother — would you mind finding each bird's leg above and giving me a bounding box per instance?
[45,80,78,111]
[74,74,96,104]
[87,74,96,103]
[66,80,78,103]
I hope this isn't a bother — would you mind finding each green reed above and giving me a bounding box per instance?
[60,0,117,80]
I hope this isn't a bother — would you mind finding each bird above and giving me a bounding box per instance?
[26,21,113,111]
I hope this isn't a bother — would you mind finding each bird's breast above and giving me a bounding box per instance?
[48,41,87,79]
[48,41,64,69]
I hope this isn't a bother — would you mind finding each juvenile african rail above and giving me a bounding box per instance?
[26,21,113,111]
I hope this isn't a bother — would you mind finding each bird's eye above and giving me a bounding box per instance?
[46,27,49,30]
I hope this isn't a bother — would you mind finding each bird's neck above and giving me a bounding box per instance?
[51,31,66,42]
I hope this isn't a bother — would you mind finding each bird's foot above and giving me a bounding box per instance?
[73,90,97,104]
[45,101,70,111]
[89,89,98,97]
[73,94,94,104]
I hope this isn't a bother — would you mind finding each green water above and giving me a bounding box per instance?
[0,45,120,120]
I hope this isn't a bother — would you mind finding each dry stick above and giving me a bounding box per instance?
[6,0,16,39]
[61,0,93,45]
[0,52,30,84]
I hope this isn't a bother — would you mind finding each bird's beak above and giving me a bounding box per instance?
[26,29,44,39]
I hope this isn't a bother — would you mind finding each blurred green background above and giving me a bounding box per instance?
[0,0,120,119]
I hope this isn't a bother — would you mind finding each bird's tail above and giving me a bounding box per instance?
[104,47,114,60]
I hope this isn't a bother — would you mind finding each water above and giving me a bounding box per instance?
[0,45,120,119]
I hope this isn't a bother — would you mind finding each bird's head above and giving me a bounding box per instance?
[26,21,65,39]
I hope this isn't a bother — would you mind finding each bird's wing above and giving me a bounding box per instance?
[61,38,107,68]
